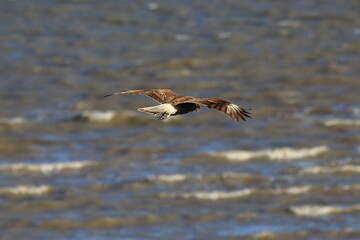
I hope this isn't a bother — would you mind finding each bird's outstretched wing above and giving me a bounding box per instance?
[104,89,179,104]
[185,97,251,121]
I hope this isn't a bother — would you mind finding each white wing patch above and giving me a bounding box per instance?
[226,103,239,117]
[227,104,239,113]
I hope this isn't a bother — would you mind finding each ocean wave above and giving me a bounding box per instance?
[270,185,312,195]
[324,119,360,127]
[74,110,152,124]
[0,185,52,196]
[149,174,190,182]
[270,184,360,196]
[0,116,27,125]
[0,161,94,174]
[301,164,360,174]
[159,188,255,200]
[159,186,311,201]
[81,110,116,122]
[148,172,263,184]
[210,146,328,162]
[157,184,336,201]
[289,204,360,217]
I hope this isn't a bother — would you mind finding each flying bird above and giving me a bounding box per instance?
[104,89,251,121]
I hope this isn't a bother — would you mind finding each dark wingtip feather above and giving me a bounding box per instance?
[239,114,246,121]
[241,108,252,118]
[104,92,126,98]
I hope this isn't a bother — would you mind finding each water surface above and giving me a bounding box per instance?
[1,0,360,239]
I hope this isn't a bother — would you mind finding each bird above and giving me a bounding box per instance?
[104,89,251,122]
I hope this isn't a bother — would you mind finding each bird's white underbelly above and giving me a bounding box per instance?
[159,103,177,114]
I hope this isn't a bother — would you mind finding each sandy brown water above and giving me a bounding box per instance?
[1,0,360,239]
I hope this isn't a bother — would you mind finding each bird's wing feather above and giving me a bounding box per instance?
[104,89,179,103]
[183,97,251,121]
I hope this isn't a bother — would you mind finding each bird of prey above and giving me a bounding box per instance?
[104,89,251,121]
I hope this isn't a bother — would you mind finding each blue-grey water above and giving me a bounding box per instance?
[1,0,360,239]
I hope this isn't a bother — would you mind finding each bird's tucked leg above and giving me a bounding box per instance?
[157,113,170,120]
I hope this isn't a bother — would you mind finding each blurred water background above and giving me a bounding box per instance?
[1,0,360,239]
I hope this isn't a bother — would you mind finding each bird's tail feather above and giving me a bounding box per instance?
[138,105,165,115]
[137,104,176,115]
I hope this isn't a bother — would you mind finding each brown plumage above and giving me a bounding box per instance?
[104,89,251,121]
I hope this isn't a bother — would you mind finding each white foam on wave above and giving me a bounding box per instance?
[324,119,360,127]
[0,161,94,174]
[149,174,190,182]
[0,116,27,125]
[290,204,360,217]
[278,183,360,196]
[0,185,52,196]
[210,146,328,162]
[149,172,259,183]
[301,164,360,174]
[271,185,312,195]
[159,183,360,201]
[268,184,358,196]
[82,110,116,122]
[159,188,255,200]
